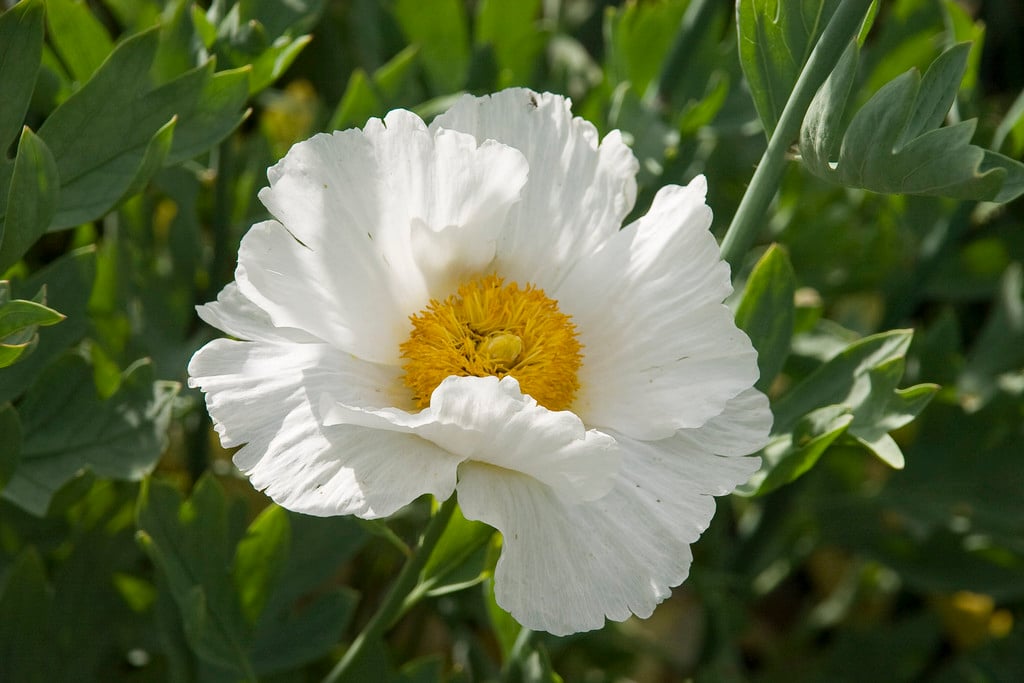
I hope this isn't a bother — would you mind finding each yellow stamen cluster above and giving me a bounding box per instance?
[400,275,582,411]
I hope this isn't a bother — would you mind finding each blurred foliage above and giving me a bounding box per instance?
[1,0,1023,681]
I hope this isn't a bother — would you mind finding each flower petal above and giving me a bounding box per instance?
[457,434,760,635]
[187,339,460,518]
[431,89,639,287]
[321,375,619,503]
[676,387,773,456]
[244,111,528,362]
[196,281,319,344]
[555,179,760,439]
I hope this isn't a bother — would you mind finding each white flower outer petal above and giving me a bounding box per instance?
[197,281,320,345]
[431,89,639,287]
[320,375,620,504]
[457,431,761,636]
[555,178,760,440]
[187,339,461,518]
[241,110,528,363]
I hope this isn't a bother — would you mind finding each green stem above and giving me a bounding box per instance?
[719,0,875,269]
[500,627,534,682]
[322,496,458,683]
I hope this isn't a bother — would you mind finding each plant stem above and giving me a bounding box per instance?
[719,0,875,269]
[500,627,534,682]
[322,496,458,683]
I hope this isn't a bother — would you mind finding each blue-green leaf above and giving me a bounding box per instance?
[801,42,1024,203]
[742,404,852,495]
[2,356,178,515]
[136,475,255,679]
[37,29,248,230]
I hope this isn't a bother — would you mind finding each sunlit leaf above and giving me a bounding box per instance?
[45,0,114,83]
[392,0,469,94]
[233,504,290,625]
[330,45,421,130]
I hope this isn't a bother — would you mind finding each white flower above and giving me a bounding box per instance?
[188,88,771,636]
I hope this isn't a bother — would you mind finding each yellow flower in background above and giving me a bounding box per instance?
[188,88,771,635]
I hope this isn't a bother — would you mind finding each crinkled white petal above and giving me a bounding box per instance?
[431,89,639,287]
[675,387,773,456]
[187,339,460,518]
[457,434,760,636]
[321,375,619,503]
[243,111,528,363]
[554,179,760,440]
[197,280,321,345]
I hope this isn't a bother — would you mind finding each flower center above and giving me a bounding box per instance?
[400,275,582,411]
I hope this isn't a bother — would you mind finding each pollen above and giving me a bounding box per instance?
[400,275,582,411]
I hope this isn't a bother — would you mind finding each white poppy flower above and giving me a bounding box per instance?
[188,88,771,636]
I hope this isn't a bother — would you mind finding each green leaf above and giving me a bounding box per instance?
[0,402,21,491]
[248,35,312,95]
[0,298,64,337]
[0,293,64,368]
[0,549,57,683]
[138,477,367,678]
[742,404,853,495]
[249,587,357,676]
[37,29,248,230]
[44,0,114,83]
[136,475,255,679]
[846,358,938,467]
[959,263,1024,411]
[604,0,689,96]
[773,329,914,434]
[735,244,796,392]
[330,45,421,130]
[0,0,44,151]
[393,0,469,93]
[737,0,841,137]
[237,0,325,41]
[800,42,1024,203]
[2,355,179,516]
[0,247,95,403]
[770,328,935,475]
[248,512,364,675]
[475,0,543,89]
[417,504,493,600]
[233,504,290,626]
[0,128,59,273]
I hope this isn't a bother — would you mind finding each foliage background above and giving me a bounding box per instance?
[1,0,1023,681]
